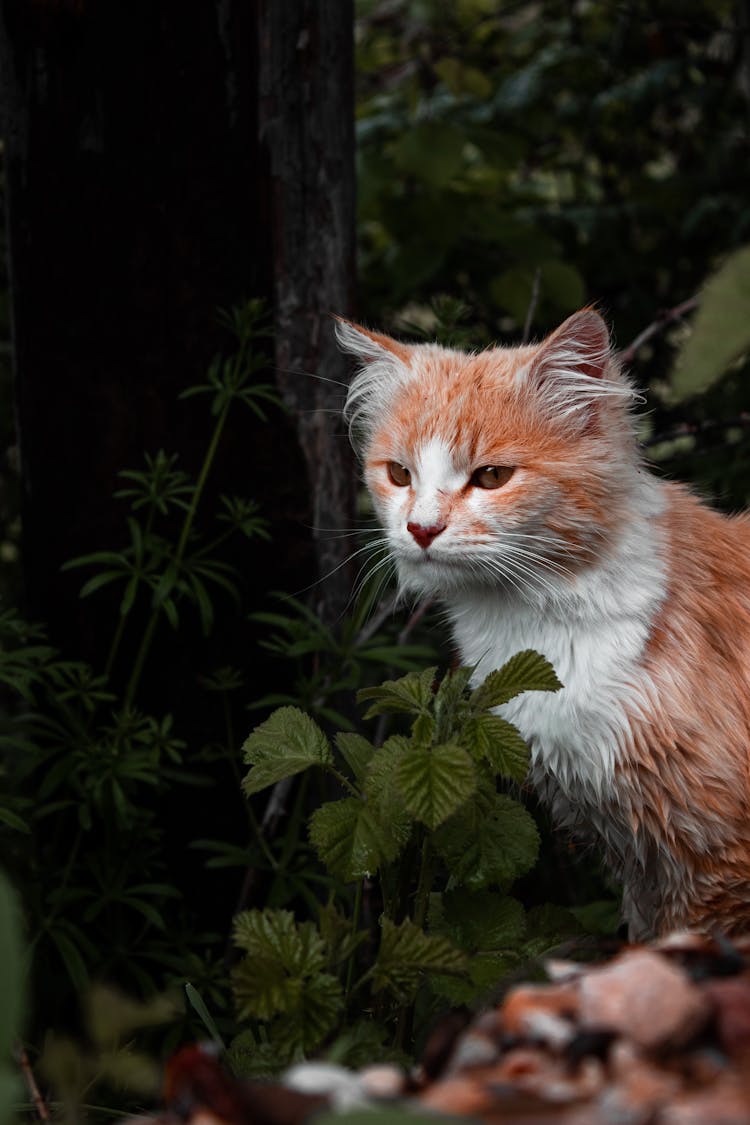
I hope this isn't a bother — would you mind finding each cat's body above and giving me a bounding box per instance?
[338,309,750,939]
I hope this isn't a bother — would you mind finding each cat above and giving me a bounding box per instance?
[336,307,750,940]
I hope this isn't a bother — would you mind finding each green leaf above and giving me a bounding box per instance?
[233,909,326,974]
[334,732,375,785]
[242,707,332,796]
[271,971,344,1054]
[522,903,581,958]
[433,792,540,889]
[391,123,466,187]
[0,808,30,833]
[433,666,473,734]
[440,888,526,952]
[373,918,467,1001]
[309,797,399,881]
[357,666,437,719]
[396,741,476,830]
[671,245,750,401]
[231,911,342,1055]
[462,714,530,782]
[363,738,413,849]
[469,650,561,710]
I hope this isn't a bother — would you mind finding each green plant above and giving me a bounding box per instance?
[0,300,277,1024]
[231,651,579,1070]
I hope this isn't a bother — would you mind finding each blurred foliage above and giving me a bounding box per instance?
[355,0,750,502]
[0,872,23,1125]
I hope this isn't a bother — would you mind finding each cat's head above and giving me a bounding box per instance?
[337,310,641,601]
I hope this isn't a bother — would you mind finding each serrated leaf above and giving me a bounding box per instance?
[357,666,437,720]
[373,918,467,1000]
[433,792,540,889]
[671,245,750,401]
[440,889,526,952]
[231,953,298,1021]
[395,741,475,830]
[231,910,335,1029]
[433,666,473,737]
[462,714,530,782]
[309,797,398,881]
[363,739,413,850]
[469,650,561,710]
[432,950,522,1005]
[232,909,326,975]
[273,972,344,1054]
[411,712,436,747]
[242,707,332,795]
[335,732,375,785]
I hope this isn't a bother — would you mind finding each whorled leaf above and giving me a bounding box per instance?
[469,650,561,711]
[242,707,332,795]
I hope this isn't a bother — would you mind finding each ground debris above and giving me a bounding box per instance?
[152,932,750,1125]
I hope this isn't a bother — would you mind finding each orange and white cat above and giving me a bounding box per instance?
[338,308,750,940]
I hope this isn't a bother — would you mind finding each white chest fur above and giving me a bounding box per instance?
[447,500,667,805]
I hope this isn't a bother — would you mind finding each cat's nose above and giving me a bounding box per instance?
[407,521,446,549]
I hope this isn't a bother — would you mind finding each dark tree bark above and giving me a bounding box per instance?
[258,0,358,626]
[1,0,357,651]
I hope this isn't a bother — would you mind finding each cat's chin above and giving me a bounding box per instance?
[395,553,479,596]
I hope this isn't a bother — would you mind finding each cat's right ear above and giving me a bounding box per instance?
[333,317,412,366]
[334,318,412,440]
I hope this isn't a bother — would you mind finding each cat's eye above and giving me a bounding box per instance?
[387,462,412,487]
[470,465,514,490]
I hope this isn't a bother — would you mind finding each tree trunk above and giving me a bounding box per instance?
[258,0,358,627]
[0,0,286,659]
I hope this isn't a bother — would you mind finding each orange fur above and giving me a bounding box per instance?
[340,310,750,937]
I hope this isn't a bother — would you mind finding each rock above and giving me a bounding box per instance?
[578,950,710,1049]
[358,1064,407,1099]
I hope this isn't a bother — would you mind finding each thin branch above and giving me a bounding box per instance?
[521,267,542,344]
[16,1045,50,1123]
[354,589,400,647]
[642,413,750,450]
[398,598,434,645]
[619,296,699,365]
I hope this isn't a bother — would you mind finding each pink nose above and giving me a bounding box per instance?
[407,521,446,549]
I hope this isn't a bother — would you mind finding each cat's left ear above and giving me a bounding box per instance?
[531,308,610,383]
[523,309,627,422]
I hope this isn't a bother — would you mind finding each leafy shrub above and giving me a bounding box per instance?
[231,651,579,1069]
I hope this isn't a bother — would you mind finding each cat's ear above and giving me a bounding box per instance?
[335,318,413,440]
[523,309,629,421]
[333,317,412,366]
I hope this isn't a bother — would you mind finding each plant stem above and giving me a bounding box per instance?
[123,403,231,708]
[412,836,435,930]
[345,880,364,1000]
